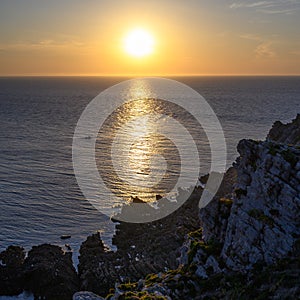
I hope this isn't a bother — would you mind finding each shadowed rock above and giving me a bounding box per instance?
[23,244,79,300]
[0,246,25,295]
[267,114,300,145]
[78,187,202,296]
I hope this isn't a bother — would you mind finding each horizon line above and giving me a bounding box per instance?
[1,73,300,77]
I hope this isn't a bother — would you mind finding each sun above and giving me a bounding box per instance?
[124,29,154,58]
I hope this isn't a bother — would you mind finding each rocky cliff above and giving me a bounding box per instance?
[1,116,299,300]
[221,139,300,271]
[95,115,300,299]
[183,115,300,274]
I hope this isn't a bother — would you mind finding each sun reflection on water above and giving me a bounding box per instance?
[114,80,169,201]
[96,79,181,203]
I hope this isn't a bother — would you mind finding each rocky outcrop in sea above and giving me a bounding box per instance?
[78,187,201,297]
[267,113,300,145]
[0,244,79,299]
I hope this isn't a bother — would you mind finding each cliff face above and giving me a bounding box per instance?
[180,139,300,277]
[222,139,300,271]
[197,115,300,272]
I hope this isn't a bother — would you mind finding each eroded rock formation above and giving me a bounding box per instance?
[267,114,300,145]
[222,139,300,270]
[0,244,79,299]
[78,187,202,296]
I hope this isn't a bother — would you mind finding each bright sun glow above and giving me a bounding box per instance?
[124,29,154,58]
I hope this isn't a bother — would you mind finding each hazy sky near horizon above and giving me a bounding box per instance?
[0,0,300,75]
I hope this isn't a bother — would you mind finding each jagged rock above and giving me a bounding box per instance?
[221,140,300,271]
[130,196,146,203]
[78,188,202,296]
[78,233,119,296]
[23,244,79,300]
[195,265,208,279]
[178,167,236,278]
[199,167,237,243]
[0,246,25,295]
[109,253,300,300]
[267,114,300,145]
[99,115,300,300]
[204,255,222,274]
[179,228,223,280]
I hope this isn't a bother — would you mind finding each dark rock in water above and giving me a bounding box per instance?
[65,244,72,251]
[156,194,163,201]
[0,244,79,299]
[199,173,209,185]
[130,196,146,203]
[61,235,72,240]
[267,114,300,145]
[23,244,79,300]
[0,246,25,296]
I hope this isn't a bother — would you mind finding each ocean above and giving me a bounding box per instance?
[0,76,299,263]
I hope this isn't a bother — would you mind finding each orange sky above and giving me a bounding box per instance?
[0,0,300,76]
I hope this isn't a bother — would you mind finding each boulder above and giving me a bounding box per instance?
[267,114,300,145]
[23,244,79,299]
[0,246,25,295]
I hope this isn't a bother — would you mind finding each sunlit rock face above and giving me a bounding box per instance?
[221,139,300,271]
